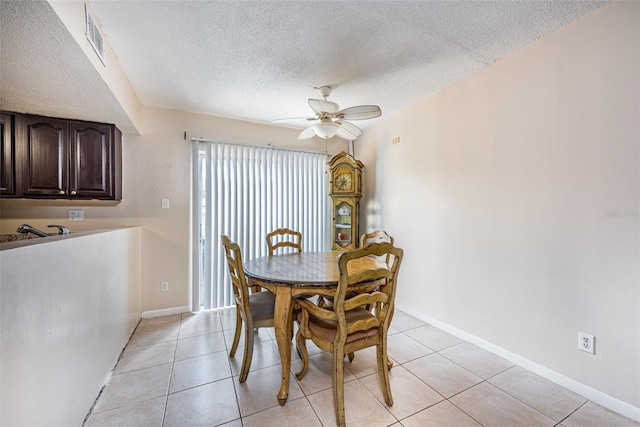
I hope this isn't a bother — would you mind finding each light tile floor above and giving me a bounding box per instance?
[84,309,639,427]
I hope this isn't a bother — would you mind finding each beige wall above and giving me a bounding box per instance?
[359,0,639,415]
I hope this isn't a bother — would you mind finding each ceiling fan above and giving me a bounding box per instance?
[273,86,381,141]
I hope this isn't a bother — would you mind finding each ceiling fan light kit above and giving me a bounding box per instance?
[274,86,381,141]
[313,122,341,139]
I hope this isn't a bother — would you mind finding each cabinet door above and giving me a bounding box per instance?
[331,198,359,251]
[69,121,115,199]
[0,113,15,195]
[22,116,69,197]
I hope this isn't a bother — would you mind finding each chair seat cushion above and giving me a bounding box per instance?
[249,291,276,321]
[298,307,378,343]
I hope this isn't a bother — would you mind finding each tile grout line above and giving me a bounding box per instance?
[160,315,181,426]
[555,400,590,427]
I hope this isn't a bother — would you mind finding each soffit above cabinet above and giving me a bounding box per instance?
[0,1,139,134]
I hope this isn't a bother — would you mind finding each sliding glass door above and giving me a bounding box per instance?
[192,140,330,310]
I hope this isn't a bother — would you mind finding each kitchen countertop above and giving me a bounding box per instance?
[0,233,58,243]
[0,228,127,251]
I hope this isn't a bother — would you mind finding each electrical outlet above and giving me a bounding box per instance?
[69,209,84,221]
[579,332,595,354]
[161,281,169,292]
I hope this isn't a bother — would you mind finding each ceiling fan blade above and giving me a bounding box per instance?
[308,98,339,115]
[336,105,381,120]
[271,116,317,123]
[298,126,318,140]
[336,121,362,140]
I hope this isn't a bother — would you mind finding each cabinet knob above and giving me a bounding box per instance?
[70,190,77,195]
[59,190,65,195]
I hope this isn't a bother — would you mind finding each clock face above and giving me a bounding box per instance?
[335,173,352,191]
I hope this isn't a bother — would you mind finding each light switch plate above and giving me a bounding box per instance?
[161,198,170,209]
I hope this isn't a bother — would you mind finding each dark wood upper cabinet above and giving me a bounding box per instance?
[0,113,16,195]
[22,115,69,197]
[69,121,121,200]
[3,112,122,200]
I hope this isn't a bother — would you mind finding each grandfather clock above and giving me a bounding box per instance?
[328,151,364,251]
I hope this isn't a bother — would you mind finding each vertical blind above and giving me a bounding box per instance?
[192,140,330,311]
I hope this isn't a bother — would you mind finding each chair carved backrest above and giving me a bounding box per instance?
[266,228,303,256]
[221,235,252,321]
[360,230,394,265]
[296,242,403,346]
[359,230,394,247]
[334,242,403,336]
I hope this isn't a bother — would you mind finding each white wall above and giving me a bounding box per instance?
[0,227,142,426]
[359,0,639,417]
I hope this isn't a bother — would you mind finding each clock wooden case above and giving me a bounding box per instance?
[328,151,364,251]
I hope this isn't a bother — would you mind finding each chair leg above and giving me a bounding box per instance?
[387,310,395,371]
[333,349,346,427]
[377,343,393,406]
[229,308,242,357]
[294,328,309,380]
[239,319,254,383]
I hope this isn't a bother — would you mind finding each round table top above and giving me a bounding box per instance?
[243,252,341,285]
[244,251,382,286]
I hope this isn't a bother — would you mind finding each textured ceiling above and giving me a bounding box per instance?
[1,1,610,136]
[0,1,138,133]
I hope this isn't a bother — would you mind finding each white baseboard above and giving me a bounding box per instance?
[141,305,191,318]
[396,303,640,423]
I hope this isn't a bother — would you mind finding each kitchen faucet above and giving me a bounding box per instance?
[48,225,70,235]
[16,224,50,238]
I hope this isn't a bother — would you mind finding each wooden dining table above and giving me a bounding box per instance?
[243,251,381,405]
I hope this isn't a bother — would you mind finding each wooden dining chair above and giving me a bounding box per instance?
[257,228,304,293]
[266,227,303,255]
[360,230,394,262]
[294,242,403,427]
[221,235,276,383]
[360,229,394,245]
[358,230,397,369]
[358,230,395,295]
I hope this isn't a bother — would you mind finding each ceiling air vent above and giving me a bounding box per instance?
[85,5,105,65]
